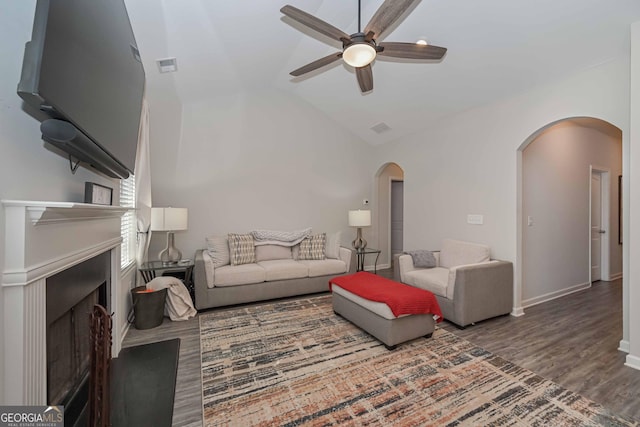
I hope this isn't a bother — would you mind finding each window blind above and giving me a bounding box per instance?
[120,175,136,268]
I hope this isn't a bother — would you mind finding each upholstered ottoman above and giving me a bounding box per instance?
[330,272,442,350]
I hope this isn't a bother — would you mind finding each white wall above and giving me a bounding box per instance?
[627,22,640,369]
[147,88,373,260]
[370,56,630,322]
[522,120,622,305]
[0,3,132,402]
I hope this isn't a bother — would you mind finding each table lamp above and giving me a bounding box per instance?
[348,209,371,250]
[151,207,188,265]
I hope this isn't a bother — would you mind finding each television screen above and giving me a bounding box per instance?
[18,0,145,176]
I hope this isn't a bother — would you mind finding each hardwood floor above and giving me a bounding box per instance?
[440,277,640,421]
[121,272,640,426]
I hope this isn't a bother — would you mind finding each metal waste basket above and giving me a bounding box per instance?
[131,286,167,329]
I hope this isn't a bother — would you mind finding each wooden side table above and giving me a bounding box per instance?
[355,248,381,273]
[139,260,195,302]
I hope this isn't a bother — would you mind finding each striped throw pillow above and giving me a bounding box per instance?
[228,233,256,265]
[298,233,326,260]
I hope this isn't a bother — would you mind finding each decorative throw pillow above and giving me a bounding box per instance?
[228,233,256,266]
[205,235,230,268]
[405,250,437,268]
[324,231,342,259]
[298,233,326,260]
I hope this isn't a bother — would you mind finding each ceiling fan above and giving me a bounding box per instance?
[280,0,447,93]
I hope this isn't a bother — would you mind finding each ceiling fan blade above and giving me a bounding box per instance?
[356,65,373,92]
[290,52,343,77]
[281,5,350,42]
[364,0,420,40]
[378,42,447,59]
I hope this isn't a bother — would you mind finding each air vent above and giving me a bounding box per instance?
[371,122,391,134]
[156,57,178,73]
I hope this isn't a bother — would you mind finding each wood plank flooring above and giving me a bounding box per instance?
[440,277,640,421]
[121,272,640,426]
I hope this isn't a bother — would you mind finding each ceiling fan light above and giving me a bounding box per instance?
[343,43,377,67]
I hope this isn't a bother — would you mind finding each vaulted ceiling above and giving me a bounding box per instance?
[125,0,640,145]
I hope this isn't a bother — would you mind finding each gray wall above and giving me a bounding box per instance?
[375,163,404,268]
[147,89,374,261]
[369,56,630,313]
[522,119,622,305]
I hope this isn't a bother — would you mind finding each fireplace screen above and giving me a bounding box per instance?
[45,250,110,420]
[47,289,98,405]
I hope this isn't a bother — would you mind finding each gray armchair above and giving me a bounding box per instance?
[394,239,513,328]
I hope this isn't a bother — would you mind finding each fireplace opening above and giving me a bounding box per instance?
[46,251,111,426]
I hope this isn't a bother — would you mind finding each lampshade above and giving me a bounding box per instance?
[348,210,371,227]
[343,43,377,67]
[151,207,188,231]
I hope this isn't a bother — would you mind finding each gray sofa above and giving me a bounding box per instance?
[394,239,513,328]
[194,239,355,310]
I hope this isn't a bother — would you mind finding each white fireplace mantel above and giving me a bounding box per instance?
[2,200,128,405]
[2,200,129,225]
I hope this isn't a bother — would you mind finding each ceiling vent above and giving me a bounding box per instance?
[371,122,391,134]
[156,57,178,73]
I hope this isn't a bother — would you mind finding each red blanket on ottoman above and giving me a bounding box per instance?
[330,271,442,321]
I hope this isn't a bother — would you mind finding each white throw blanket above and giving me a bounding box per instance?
[146,276,197,321]
[250,228,311,246]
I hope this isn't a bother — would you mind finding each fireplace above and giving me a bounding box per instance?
[2,200,127,406]
[46,251,110,425]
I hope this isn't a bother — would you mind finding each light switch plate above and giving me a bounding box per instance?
[467,214,484,225]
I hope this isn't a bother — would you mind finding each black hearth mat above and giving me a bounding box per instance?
[110,338,180,427]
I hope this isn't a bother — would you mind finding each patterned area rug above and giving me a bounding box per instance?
[200,295,637,426]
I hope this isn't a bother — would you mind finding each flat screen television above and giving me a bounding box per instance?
[17,0,145,179]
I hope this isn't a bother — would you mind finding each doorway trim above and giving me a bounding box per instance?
[589,165,611,283]
[388,176,404,267]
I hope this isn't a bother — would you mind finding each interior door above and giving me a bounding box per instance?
[390,180,404,262]
[591,172,602,282]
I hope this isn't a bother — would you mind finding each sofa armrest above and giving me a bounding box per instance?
[339,246,356,273]
[394,254,413,282]
[451,260,514,326]
[194,249,212,310]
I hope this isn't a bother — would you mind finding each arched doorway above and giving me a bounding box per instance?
[375,162,404,269]
[517,117,622,311]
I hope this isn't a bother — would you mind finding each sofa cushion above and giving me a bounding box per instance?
[403,267,450,297]
[439,239,490,269]
[405,250,436,268]
[206,235,230,267]
[255,244,292,262]
[298,233,326,260]
[325,231,342,259]
[228,233,256,265]
[214,263,266,287]
[298,259,347,278]
[257,259,309,281]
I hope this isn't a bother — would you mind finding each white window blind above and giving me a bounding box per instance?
[120,175,136,268]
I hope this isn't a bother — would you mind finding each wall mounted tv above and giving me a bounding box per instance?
[17,0,145,179]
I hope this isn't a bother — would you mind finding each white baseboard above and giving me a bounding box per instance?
[364,263,390,272]
[625,354,640,371]
[609,272,623,281]
[522,281,591,309]
[619,340,630,353]
[511,307,525,317]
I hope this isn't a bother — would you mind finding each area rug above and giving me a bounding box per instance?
[200,295,637,426]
